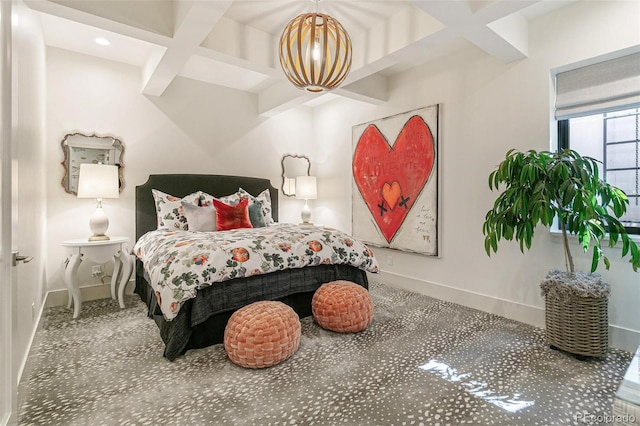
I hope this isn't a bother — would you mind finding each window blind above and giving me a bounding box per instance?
[555,51,640,120]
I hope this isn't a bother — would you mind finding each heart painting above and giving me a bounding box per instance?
[352,106,439,255]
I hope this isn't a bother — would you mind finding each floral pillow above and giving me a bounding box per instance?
[181,201,216,232]
[152,189,201,230]
[213,197,253,231]
[238,188,274,225]
[199,191,241,208]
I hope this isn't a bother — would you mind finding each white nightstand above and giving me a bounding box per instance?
[62,236,133,318]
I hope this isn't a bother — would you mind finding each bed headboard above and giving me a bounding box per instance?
[135,174,279,241]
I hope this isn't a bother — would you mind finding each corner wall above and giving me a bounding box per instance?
[45,47,313,301]
[312,0,640,351]
[42,0,639,353]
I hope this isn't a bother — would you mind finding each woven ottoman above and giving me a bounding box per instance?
[224,301,301,369]
[312,280,373,333]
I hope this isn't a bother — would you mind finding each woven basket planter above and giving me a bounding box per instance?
[540,270,610,358]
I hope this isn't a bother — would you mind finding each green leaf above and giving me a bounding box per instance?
[482,148,639,273]
[590,246,601,273]
[622,235,630,257]
[484,236,492,256]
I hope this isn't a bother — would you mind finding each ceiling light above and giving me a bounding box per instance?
[95,37,110,46]
[278,1,352,93]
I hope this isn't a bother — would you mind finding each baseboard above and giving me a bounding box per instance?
[45,279,135,308]
[15,293,47,420]
[370,271,640,353]
[610,326,640,354]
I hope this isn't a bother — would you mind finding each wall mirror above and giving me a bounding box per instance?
[281,154,311,197]
[61,132,124,195]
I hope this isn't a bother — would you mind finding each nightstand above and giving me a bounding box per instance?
[62,237,133,318]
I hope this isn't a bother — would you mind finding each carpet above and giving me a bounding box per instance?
[19,281,631,425]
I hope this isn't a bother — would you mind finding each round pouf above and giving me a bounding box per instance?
[312,280,374,333]
[224,301,301,369]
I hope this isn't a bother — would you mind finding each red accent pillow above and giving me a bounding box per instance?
[213,197,253,231]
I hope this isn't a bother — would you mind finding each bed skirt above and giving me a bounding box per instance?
[135,262,370,360]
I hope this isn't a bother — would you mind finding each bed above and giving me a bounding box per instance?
[134,174,378,360]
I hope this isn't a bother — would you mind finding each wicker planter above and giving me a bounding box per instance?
[540,270,610,358]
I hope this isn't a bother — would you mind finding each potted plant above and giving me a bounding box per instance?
[483,148,639,358]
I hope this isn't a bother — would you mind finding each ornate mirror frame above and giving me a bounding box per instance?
[61,132,124,195]
[281,154,311,197]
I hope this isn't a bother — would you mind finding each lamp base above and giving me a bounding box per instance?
[300,200,312,225]
[88,202,110,242]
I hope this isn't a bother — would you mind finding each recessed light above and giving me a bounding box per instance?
[95,37,110,46]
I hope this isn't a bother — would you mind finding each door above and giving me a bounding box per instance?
[0,1,15,424]
[1,1,44,423]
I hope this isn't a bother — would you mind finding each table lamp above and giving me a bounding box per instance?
[77,163,119,241]
[295,175,317,225]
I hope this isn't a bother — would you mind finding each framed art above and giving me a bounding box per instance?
[352,105,440,256]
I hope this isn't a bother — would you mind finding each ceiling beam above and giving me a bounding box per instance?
[24,0,172,46]
[29,0,546,117]
[411,0,539,63]
[336,75,389,105]
[141,1,233,96]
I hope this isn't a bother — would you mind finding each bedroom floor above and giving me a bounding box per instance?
[18,281,632,425]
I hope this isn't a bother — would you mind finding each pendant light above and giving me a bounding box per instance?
[278,0,352,93]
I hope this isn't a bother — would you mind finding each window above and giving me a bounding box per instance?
[558,108,640,233]
[554,48,640,234]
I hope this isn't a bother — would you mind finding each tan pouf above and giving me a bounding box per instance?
[224,301,301,369]
[312,280,374,333]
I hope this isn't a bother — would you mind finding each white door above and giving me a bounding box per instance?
[1,1,44,423]
[0,1,15,424]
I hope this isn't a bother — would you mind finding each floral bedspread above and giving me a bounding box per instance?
[133,223,379,320]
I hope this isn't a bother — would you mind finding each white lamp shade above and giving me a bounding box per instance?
[77,163,119,199]
[295,176,317,200]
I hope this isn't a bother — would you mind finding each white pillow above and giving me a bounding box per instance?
[181,201,216,232]
[152,189,201,231]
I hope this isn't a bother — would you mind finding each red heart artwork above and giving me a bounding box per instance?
[353,115,435,243]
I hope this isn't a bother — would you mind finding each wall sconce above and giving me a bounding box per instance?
[77,163,119,241]
[295,175,317,225]
[284,177,297,197]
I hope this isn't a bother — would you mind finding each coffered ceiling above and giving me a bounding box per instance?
[25,0,575,116]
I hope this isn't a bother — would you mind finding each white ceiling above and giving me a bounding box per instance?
[26,0,576,116]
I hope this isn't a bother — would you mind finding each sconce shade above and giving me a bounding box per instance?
[279,12,352,93]
[284,177,297,196]
[77,164,119,199]
[295,176,317,200]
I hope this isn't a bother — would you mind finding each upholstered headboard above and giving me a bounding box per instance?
[135,174,279,241]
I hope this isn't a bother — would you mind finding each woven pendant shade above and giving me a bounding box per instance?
[279,12,352,93]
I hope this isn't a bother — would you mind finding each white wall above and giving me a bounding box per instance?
[312,0,640,351]
[43,0,639,352]
[45,47,313,298]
